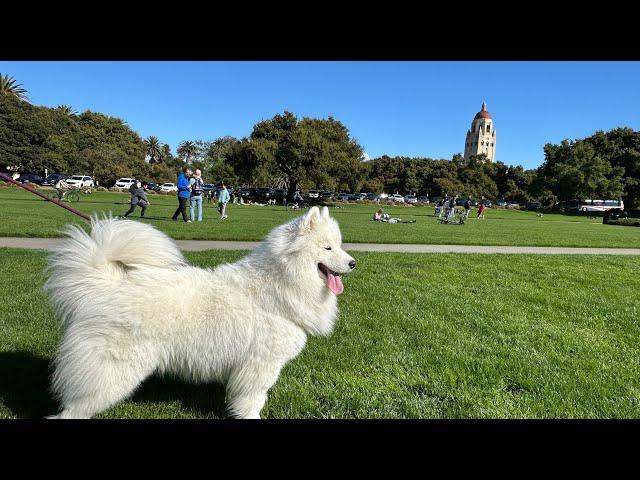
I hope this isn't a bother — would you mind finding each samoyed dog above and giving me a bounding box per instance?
[45,206,356,419]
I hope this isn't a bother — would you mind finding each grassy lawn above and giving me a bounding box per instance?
[1,247,638,419]
[1,186,639,247]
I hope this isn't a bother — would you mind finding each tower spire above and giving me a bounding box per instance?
[481,101,487,111]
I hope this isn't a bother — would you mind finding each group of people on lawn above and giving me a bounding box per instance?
[123,166,230,222]
[372,196,487,224]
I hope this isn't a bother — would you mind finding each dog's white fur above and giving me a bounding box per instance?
[45,206,355,419]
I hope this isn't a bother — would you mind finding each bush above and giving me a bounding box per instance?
[95,186,108,192]
[607,218,640,227]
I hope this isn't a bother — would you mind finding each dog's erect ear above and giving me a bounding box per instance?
[320,206,329,220]
[300,206,322,231]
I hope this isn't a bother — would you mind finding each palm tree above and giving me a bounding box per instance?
[144,136,162,164]
[0,74,28,101]
[56,105,77,116]
[177,141,197,163]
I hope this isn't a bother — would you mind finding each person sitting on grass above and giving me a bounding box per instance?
[373,208,415,224]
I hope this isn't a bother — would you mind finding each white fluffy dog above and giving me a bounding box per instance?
[45,206,356,419]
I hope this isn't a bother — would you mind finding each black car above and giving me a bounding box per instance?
[203,183,216,192]
[320,191,334,200]
[255,187,275,201]
[272,189,287,201]
[525,201,542,211]
[145,182,162,192]
[41,173,67,186]
[236,187,252,199]
[20,173,44,185]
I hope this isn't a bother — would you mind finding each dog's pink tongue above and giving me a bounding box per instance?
[327,272,344,295]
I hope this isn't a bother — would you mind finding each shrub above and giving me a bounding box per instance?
[95,186,108,192]
[608,218,640,227]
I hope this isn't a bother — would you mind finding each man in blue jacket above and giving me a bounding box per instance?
[172,166,193,222]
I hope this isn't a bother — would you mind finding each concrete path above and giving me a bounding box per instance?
[1,237,640,255]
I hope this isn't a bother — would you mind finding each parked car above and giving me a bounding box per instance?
[320,191,334,200]
[41,173,67,186]
[235,187,252,199]
[375,193,389,202]
[365,193,377,201]
[525,201,542,211]
[254,187,275,201]
[506,202,519,209]
[495,199,507,207]
[431,196,443,204]
[114,178,136,190]
[159,182,177,192]
[66,175,95,188]
[388,194,405,203]
[336,192,351,202]
[404,194,418,204]
[417,195,429,203]
[19,173,44,185]
[145,182,161,192]
[306,190,321,199]
[272,189,287,201]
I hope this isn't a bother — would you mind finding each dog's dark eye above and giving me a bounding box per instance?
[324,246,332,250]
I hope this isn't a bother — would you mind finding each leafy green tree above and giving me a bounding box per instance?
[227,111,364,198]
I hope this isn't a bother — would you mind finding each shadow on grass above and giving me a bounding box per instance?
[0,351,228,419]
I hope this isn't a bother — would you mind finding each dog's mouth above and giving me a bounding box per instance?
[318,263,344,296]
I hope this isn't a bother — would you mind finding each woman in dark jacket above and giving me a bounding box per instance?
[123,181,150,218]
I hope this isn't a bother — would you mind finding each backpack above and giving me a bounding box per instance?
[192,177,203,196]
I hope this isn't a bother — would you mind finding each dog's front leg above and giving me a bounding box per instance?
[226,361,283,419]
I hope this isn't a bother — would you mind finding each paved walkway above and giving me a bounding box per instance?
[1,237,640,255]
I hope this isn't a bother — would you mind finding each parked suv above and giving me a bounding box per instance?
[115,178,136,190]
[404,194,418,204]
[388,194,405,203]
[66,175,94,188]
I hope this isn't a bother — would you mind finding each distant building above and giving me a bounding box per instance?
[464,102,496,162]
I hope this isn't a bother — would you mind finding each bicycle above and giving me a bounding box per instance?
[48,187,86,203]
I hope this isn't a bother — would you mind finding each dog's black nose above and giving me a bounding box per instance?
[349,260,356,269]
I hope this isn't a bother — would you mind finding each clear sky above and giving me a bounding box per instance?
[1,61,639,169]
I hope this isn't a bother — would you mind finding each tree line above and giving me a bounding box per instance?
[1,80,639,207]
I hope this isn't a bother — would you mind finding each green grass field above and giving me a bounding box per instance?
[1,247,638,419]
[1,186,639,247]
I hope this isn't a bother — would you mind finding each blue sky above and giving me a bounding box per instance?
[1,61,639,169]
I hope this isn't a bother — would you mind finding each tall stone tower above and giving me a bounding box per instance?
[464,102,496,162]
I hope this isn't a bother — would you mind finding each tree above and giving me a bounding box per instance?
[144,136,162,164]
[56,105,77,116]
[0,74,28,102]
[228,111,364,198]
[177,140,197,163]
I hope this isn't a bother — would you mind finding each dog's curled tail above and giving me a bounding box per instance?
[44,215,185,327]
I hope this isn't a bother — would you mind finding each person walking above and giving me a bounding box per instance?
[464,197,472,219]
[123,180,150,218]
[172,167,192,223]
[446,196,457,220]
[189,168,204,222]
[477,201,486,220]
[217,182,230,220]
